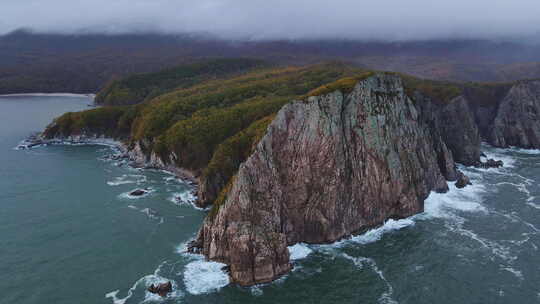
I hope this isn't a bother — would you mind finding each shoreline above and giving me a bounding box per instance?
[16,134,199,185]
[0,93,96,98]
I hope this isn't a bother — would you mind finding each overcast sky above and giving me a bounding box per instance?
[1,0,539,40]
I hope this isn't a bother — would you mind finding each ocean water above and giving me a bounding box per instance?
[1,95,539,304]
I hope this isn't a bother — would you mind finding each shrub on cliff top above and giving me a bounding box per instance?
[401,75,462,103]
[304,72,375,98]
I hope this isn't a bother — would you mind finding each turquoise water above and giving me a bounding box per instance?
[1,95,539,304]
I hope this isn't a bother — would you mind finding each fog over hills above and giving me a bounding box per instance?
[1,0,540,94]
[2,0,540,41]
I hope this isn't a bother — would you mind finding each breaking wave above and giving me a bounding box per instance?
[105,262,183,304]
[107,174,147,186]
[183,260,230,295]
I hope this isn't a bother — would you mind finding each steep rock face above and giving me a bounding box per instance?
[193,74,450,286]
[437,96,481,165]
[413,93,481,167]
[489,81,540,148]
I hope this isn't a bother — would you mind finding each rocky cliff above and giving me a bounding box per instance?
[413,93,481,167]
[38,66,540,286]
[488,80,540,148]
[190,74,454,285]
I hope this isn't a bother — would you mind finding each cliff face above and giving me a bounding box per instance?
[488,81,540,148]
[192,74,452,285]
[39,67,540,286]
[414,94,481,167]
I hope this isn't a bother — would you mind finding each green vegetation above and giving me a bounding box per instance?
[49,60,520,214]
[159,97,287,170]
[304,72,375,98]
[462,82,514,107]
[45,61,374,211]
[208,175,237,220]
[200,115,276,209]
[204,115,275,183]
[43,107,128,138]
[401,75,463,103]
[95,58,268,106]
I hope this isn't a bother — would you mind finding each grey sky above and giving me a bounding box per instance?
[1,0,539,40]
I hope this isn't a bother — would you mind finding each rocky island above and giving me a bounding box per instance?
[37,60,540,286]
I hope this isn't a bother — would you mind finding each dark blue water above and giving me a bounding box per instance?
[1,95,539,304]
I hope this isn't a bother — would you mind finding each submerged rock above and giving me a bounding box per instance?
[192,74,453,286]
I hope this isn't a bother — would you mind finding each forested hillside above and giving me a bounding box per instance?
[43,61,527,210]
[95,58,267,105]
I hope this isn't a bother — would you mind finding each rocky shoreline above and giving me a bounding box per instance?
[33,72,540,287]
[17,133,200,195]
[188,73,517,286]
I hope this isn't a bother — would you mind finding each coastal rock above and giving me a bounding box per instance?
[455,171,472,188]
[414,93,481,167]
[129,189,148,196]
[197,173,224,208]
[192,74,452,286]
[437,96,481,165]
[488,81,540,148]
[476,158,504,169]
[147,282,172,297]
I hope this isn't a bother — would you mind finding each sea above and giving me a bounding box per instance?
[0,94,539,304]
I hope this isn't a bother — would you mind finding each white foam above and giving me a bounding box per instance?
[105,290,128,304]
[119,188,154,199]
[527,202,540,210]
[173,191,197,204]
[350,218,415,245]
[502,267,524,280]
[107,174,146,186]
[126,205,163,222]
[288,243,313,260]
[169,191,205,210]
[483,150,516,168]
[509,147,540,155]
[140,208,161,221]
[164,176,177,183]
[448,223,515,262]
[423,181,487,219]
[106,263,182,304]
[250,286,264,296]
[183,260,230,295]
[141,275,182,302]
[341,254,397,304]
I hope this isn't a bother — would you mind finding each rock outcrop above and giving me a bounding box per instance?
[488,81,540,148]
[191,74,454,285]
[455,170,472,188]
[413,93,481,168]
[147,282,172,297]
[40,68,540,287]
[476,158,504,169]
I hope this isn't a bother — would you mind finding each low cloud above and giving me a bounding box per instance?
[2,0,540,41]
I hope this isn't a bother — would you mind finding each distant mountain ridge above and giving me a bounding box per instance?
[3,31,540,94]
